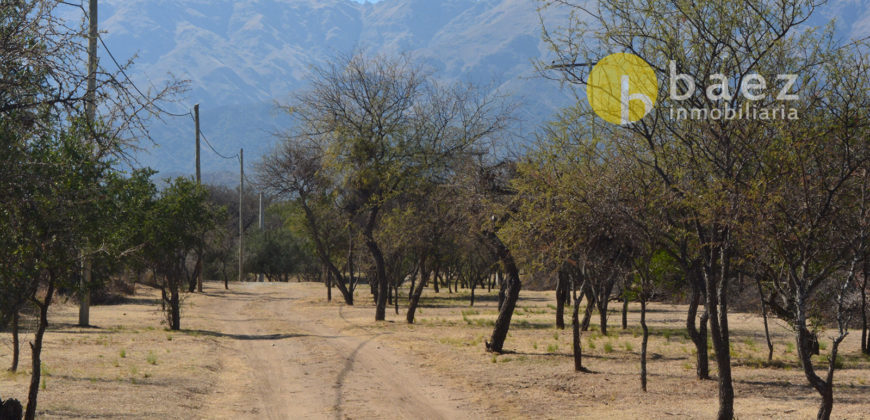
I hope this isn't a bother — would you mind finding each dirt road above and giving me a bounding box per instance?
[190,283,472,420]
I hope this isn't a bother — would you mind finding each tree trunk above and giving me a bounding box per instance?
[704,244,734,420]
[497,270,506,310]
[640,297,649,392]
[365,236,388,321]
[598,304,609,336]
[581,287,594,331]
[484,232,520,353]
[861,259,868,354]
[10,310,20,372]
[687,276,711,379]
[394,281,399,315]
[170,279,181,331]
[797,316,837,420]
[572,287,584,371]
[407,263,429,324]
[187,256,201,293]
[756,279,774,361]
[555,269,567,329]
[433,269,440,293]
[622,294,629,330]
[595,275,616,335]
[326,268,332,302]
[25,278,55,420]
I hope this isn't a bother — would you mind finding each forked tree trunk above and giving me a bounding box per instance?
[484,232,520,353]
[797,316,840,420]
[365,236,388,321]
[25,278,55,420]
[407,265,429,324]
[595,275,616,336]
[702,243,734,420]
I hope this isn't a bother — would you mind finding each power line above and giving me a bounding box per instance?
[64,1,244,170]
[60,1,191,119]
[97,33,192,118]
[199,128,240,161]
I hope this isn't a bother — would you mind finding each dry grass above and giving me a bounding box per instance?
[320,286,870,419]
[0,291,220,419]
[1,283,868,419]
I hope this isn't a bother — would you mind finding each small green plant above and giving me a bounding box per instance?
[818,341,827,351]
[604,342,614,353]
[491,354,498,363]
[40,377,46,390]
[785,342,795,353]
[587,339,596,350]
[120,349,127,358]
[532,342,538,350]
[553,332,560,340]
[546,343,559,353]
[623,342,633,352]
[146,351,158,365]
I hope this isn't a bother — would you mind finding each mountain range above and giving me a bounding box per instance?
[94,0,870,182]
[95,0,571,180]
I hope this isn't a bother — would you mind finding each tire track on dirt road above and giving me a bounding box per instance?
[192,283,471,419]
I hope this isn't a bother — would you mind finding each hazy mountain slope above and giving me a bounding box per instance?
[98,0,870,180]
[97,0,567,178]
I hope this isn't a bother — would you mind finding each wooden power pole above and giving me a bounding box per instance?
[79,0,98,327]
[239,148,244,283]
[258,192,264,282]
[194,104,203,292]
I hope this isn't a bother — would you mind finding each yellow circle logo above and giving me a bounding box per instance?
[587,53,658,125]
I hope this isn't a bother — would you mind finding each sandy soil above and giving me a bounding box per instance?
[1,281,869,419]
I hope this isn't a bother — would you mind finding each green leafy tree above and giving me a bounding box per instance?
[142,177,217,330]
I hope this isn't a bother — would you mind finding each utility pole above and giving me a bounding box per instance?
[79,0,98,327]
[258,192,264,282]
[194,104,203,292]
[239,148,244,283]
